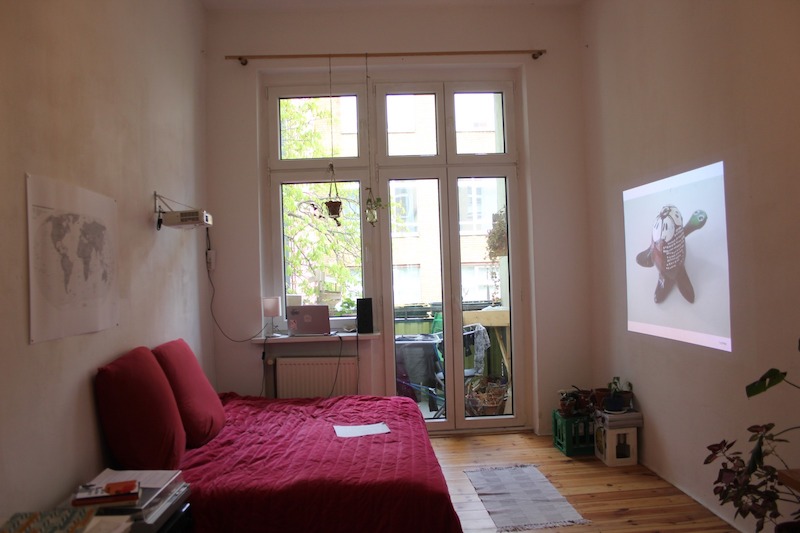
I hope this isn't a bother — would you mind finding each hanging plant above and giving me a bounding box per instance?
[364,187,387,226]
[325,199,343,223]
[325,163,343,226]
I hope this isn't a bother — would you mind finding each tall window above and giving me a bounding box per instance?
[268,85,368,317]
[280,181,363,315]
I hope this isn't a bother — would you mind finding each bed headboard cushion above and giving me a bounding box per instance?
[152,338,225,448]
[95,346,186,469]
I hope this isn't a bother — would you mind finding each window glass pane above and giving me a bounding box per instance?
[454,92,505,155]
[386,94,437,157]
[281,181,362,316]
[279,96,358,160]
[459,176,512,419]
[461,264,496,302]
[390,182,419,234]
[390,179,445,420]
[392,265,422,305]
[458,178,498,234]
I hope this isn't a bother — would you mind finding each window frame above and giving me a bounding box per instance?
[267,84,369,171]
[375,82,447,167]
[268,168,371,320]
[444,81,516,165]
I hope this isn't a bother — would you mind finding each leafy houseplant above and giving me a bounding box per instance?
[604,376,633,412]
[486,208,508,261]
[558,386,592,417]
[704,369,800,532]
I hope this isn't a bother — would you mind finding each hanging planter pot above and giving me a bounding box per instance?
[324,163,343,226]
[364,187,386,227]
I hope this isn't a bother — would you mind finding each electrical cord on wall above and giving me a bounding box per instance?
[205,228,270,343]
[355,333,360,395]
[326,335,346,398]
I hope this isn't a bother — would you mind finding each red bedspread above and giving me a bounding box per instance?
[180,393,462,533]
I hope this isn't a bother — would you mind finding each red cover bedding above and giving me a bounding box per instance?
[180,393,462,533]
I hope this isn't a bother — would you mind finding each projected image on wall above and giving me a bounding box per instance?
[623,161,732,351]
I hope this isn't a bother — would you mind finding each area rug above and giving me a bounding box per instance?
[465,464,589,531]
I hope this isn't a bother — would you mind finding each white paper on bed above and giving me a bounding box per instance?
[333,422,390,438]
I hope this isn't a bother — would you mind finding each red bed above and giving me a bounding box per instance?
[180,393,462,533]
[94,340,462,533]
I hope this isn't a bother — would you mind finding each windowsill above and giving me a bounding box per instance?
[251,332,381,344]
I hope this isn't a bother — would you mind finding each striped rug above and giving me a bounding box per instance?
[465,464,590,531]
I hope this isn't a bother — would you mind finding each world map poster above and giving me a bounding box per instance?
[26,174,118,343]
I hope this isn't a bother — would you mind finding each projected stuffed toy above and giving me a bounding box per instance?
[636,205,707,303]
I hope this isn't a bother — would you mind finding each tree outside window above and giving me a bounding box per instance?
[278,96,363,316]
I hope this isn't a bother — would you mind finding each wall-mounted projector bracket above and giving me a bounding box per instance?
[154,191,213,230]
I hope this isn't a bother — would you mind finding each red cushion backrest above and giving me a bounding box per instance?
[152,339,225,448]
[94,346,186,469]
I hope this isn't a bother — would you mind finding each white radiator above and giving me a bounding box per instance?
[276,357,358,398]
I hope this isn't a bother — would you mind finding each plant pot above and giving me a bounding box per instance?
[604,394,627,412]
[573,389,592,412]
[775,521,800,532]
[558,399,575,417]
[325,200,343,225]
[591,388,611,410]
[619,390,634,410]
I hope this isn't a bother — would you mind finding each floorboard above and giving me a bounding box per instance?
[430,432,735,533]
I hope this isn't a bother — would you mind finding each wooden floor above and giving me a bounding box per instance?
[430,432,735,533]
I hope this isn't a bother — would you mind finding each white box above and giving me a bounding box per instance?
[595,426,638,466]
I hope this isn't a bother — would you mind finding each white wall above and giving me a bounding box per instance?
[0,0,210,517]
[582,1,800,529]
[204,4,591,430]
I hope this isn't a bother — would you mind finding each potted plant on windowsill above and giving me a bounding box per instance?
[704,368,800,532]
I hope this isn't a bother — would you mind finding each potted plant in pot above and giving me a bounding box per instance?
[704,368,800,532]
[603,376,633,413]
[558,386,592,417]
[558,389,577,417]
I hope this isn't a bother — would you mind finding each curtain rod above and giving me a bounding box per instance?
[227,49,546,65]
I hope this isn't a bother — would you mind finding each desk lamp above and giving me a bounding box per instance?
[262,296,282,337]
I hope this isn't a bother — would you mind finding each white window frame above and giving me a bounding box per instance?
[267,84,369,171]
[444,81,516,165]
[375,82,447,167]
[268,168,371,322]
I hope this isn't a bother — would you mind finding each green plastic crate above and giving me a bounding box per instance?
[552,410,595,456]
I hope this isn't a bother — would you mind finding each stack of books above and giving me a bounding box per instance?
[72,480,141,508]
[72,469,190,533]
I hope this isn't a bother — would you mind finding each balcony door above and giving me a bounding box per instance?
[385,168,519,431]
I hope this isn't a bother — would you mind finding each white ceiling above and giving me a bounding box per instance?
[201,0,579,10]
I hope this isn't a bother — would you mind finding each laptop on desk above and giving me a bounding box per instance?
[286,305,332,336]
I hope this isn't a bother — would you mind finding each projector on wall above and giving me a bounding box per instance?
[160,209,213,228]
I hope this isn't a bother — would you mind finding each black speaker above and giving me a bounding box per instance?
[356,298,373,333]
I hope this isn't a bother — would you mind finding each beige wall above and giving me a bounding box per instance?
[582,1,800,529]
[0,0,210,517]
